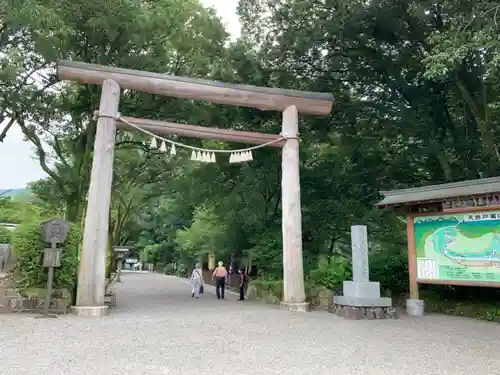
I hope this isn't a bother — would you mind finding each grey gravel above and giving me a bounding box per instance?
[1,272,500,375]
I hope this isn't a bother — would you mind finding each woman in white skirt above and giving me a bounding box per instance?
[190,263,204,298]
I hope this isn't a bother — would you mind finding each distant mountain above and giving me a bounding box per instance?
[0,188,29,198]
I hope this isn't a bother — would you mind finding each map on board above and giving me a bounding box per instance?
[414,211,500,283]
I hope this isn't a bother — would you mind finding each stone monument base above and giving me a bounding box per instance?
[332,303,397,320]
[69,305,109,317]
[280,301,310,312]
[406,299,424,317]
[332,295,396,320]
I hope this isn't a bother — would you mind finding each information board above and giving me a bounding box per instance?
[414,211,500,284]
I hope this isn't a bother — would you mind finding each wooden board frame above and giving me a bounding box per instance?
[409,207,500,290]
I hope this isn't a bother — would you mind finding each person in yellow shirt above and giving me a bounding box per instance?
[212,261,228,299]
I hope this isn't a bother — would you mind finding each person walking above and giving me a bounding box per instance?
[238,268,246,301]
[212,261,228,299]
[190,262,204,298]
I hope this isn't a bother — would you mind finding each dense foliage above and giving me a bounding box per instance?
[11,220,82,290]
[0,226,11,244]
[3,0,500,318]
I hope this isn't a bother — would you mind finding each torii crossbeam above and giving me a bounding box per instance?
[56,60,334,317]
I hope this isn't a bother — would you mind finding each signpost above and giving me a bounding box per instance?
[35,219,69,319]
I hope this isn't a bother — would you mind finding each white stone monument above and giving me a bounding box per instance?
[0,244,14,274]
[333,225,392,308]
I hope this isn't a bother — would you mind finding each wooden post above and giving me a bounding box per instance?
[71,79,120,317]
[42,240,57,318]
[407,214,419,299]
[280,105,308,312]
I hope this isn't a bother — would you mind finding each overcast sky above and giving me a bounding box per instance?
[0,0,240,190]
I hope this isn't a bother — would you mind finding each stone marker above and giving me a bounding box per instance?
[0,244,14,273]
[351,225,369,282]
[333,225,394,319]
[113,247,130,282]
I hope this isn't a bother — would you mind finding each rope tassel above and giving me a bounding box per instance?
[170,144,176,155]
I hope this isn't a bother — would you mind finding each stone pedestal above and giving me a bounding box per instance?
[280,301,310,312]
[332,304,397,319]
[333,281,394,320]
[70,305,109,317]
[406,299,424,317]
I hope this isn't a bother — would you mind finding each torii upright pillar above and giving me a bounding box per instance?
[70,79,120,317]
[280,105,308,311]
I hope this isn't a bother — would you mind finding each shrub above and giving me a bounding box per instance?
[247,278,283,301]
[307,256,352,292]
[12,220,82,291]
[164,263,176,275]
[155,262,165,272]
[0,226,12,244]
[248,231,283,278]
[175,263,188,277]
[369,247,408,296]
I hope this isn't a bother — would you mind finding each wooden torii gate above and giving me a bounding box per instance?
[56,60,334,316]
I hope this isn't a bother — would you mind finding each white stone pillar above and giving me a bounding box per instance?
[351,225,369,282]
[71,79,120,317]
[280,105,308,312]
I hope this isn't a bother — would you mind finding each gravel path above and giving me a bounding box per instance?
[1,272,499,375]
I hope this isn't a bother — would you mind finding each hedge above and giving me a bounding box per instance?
[11,220,82,291]
[0,226,12,244]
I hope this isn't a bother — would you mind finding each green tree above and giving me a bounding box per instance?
[1,0,229,221]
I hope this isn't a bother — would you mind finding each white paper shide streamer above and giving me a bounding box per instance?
[229,151,253,163]
[145,134,255,164]
[190,150,217,163]
[148,137,176,156]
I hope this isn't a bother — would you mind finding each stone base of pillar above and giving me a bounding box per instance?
[332,304,397,319]
[406,299,424,317]
[69,305,109,317]
[280,301,310,312]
